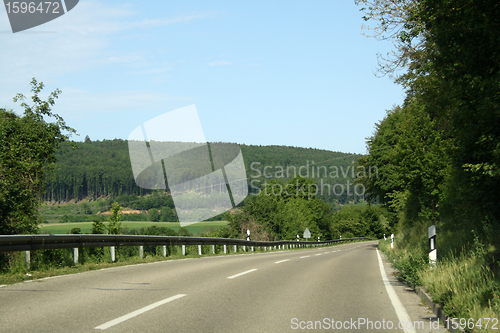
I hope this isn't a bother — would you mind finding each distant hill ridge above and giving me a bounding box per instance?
[44,139,363,205]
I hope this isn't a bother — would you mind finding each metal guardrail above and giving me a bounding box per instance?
[0,234,371,252]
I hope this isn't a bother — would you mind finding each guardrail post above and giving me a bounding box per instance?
[73,248,78,264]
[25,251,30,269]
[198,245,202,256]
[182,244,186,256]
[223,244,227,254]
[234,245,237,253]
[212,245,215,254]
[163,245,167,257]
[139,246,144,259]
[110,246,115,262]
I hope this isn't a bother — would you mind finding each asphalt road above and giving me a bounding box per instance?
[0,241,448,332]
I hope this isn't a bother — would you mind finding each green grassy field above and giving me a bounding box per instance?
[38,221,228,235]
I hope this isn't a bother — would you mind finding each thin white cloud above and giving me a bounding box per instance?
[135,13,219,28]
[208,60,231,66]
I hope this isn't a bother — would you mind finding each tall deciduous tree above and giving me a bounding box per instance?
[0,78,75,235]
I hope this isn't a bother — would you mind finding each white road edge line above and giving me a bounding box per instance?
[227,268,258,279]
[300,256,309,258]
[274,259,290,264]
[377,249,416,333]
[94,294,186,330]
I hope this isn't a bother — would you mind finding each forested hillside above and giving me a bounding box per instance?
[44,139,364,206]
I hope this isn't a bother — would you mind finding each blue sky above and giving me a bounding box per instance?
[0,1,405,154]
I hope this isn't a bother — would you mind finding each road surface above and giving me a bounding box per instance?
[0,241,447,332]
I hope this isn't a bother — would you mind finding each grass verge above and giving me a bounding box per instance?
[379,239,500,332]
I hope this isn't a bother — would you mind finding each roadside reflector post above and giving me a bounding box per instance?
[198,245,202,256]
[73,248,78,264]
[139,246,143,259]
[251,246,254,252]
[163,245,167,257]
[234,245,237,253]
[212,245,215,254]
[223,244,227,254]
[391,233,394,249]
[428,225,437,267]
[25,251,30,269]
[182,244,186,256]
[243,245,246,252]
[110,246,115,262]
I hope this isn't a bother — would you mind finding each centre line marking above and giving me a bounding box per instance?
[300,256,309,258]
[315,253,322,256]
[274,259,290,264]
[227,268,258,279]
[94,294,186,330]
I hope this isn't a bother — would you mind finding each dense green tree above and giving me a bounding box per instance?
[227,176,334,240]
[148,208,160,222]
[0,78,75,235]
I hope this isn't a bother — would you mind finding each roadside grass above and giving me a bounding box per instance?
[38,221,229,235]
[0,240,367,286]
[379,239,500,332]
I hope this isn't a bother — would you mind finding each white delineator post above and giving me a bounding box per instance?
[73,248,79,264]
[25,251,30,269]
[110,246,115,262]
[428,225,437,267]
[391,234,394,249]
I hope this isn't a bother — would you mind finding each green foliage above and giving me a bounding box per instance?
[331,205,387,240]
[177,227,192,237]
[69,227,81,234]
[160,206,177,222]
[106,202,122,234]
[91,219,106,235]
[227,176,336,240]
[148,208,160,222]
[0,78,74,235]
[43,140,362,206]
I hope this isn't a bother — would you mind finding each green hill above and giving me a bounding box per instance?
[44,139,364,207]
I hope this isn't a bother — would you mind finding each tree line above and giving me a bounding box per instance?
[355,0,500,260]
